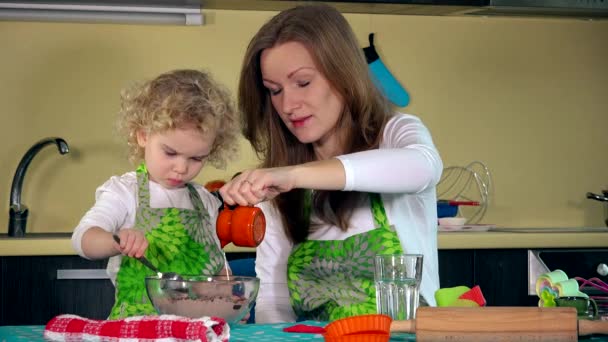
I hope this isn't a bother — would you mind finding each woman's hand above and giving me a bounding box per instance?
[219,159,346,206]
[219,167,296,206]
[114,228,148,258]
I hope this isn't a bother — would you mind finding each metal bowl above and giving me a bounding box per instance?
[145,274,259,323]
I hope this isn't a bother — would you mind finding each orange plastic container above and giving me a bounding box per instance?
[216,206,266,248]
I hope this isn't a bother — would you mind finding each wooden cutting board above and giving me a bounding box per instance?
[390,307,608,341]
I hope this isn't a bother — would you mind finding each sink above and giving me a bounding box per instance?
[0,232,72,239]
[489,227,608,233]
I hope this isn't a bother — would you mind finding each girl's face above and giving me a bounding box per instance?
[137,125,215,189]
[260,41,345,157]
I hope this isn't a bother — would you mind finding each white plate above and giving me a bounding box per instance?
[438,224,495,232]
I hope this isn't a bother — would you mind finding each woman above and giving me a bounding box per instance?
[220,4,443,323]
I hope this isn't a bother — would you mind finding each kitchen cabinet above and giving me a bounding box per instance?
[440,249,540,307]
[530,248,608,316]
[437,249,475,288]
[0,255,114,325]
[533,249,608,282]
[474,249,537,307]
[0,252,257,325]
[439,248,608,307]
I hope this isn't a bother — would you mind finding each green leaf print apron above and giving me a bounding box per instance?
[287,193,404,321]
[108,164,225,319]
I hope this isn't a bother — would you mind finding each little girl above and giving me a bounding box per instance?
[71,69,239,319]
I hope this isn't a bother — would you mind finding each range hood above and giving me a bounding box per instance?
[2,1,607,20]
[0,0,204,25]
[299,0,608,19]
[467,0,608,19]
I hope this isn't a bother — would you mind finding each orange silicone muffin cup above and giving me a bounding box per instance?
[324,333,390,342]
[324,314,392,338]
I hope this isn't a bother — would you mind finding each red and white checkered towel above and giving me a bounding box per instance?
[44,314,230,342]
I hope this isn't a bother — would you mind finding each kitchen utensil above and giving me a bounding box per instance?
[437,200,480,220]
[576,276,608,318]
[389,307,608,341]
[363,33,410,108]
[437,161,492,224]
[587,191,608,202]
[587,190,608,227]
[217,205,265,248]
[438,224,494,232]
[438,200,480,206]
[556,296,599,320]
[438,217,467,226]
[436,201,459,218]
[145,274,259,323]
[212,191,266,248]
[112,234,182,283]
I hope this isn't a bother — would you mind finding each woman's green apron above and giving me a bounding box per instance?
[109,164,225,319]
[287,193,404,321]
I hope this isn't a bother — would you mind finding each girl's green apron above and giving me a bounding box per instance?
[109,164,225,319]
[287,193,403,321]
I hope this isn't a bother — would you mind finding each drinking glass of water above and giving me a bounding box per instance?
[374,254,423,320]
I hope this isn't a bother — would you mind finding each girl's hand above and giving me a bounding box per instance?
[219,167,296,206]
[113,228,148,258]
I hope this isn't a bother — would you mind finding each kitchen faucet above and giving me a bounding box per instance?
[8,137,70,237]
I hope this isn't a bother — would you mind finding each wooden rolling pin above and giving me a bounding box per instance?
[390,307,608,342]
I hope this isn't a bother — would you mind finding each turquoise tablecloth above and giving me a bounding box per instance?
[3,322,608,341]
[0,321,415,341]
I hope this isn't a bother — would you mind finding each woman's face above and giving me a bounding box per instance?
[260,41,344,152]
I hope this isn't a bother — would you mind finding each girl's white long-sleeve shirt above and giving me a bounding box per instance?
[255,113,443,323]
[71,172,222,284]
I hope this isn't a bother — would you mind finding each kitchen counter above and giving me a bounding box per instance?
[438,227,608,249]
[1,228,607,256]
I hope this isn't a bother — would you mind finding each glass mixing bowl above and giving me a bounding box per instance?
[146,274,259,324]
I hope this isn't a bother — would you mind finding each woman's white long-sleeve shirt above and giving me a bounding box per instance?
[255,113,443,323]
[71,172,222,284]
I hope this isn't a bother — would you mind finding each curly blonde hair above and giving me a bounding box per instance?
[117,69,239,169]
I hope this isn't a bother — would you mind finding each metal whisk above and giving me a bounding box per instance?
[437,161,493,224]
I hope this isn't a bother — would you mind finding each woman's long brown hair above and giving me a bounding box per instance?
[238,4,394,243]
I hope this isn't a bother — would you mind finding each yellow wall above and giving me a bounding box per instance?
[1,9,607,234]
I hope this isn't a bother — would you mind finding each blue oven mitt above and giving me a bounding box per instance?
[363,33,410,107]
